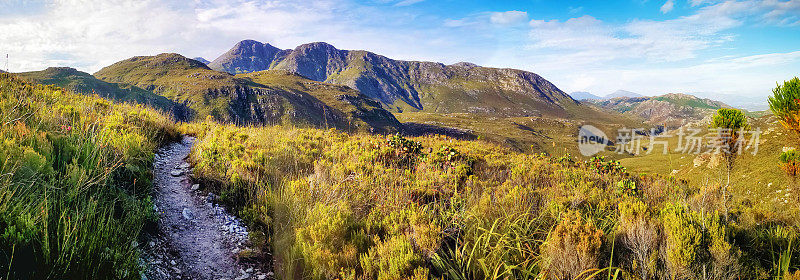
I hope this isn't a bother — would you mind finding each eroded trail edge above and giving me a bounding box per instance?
[143,136,269,280]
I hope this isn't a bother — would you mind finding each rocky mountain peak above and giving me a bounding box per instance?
[294,41,339,53]
[230,40,279,55]
[208,40,285,74]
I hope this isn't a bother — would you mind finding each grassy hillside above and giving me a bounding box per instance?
[182,118,800,280]
[0,73,178,279]
[17,67,181,117]
[94,53,256,121]
[3,66,800,279]
[95,54,401,133]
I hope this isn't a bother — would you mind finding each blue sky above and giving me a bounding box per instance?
[1,0,798,109]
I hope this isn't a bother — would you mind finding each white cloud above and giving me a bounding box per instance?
[0,0,466,72]
[489,11,528,26]
[394,0,425,7]
[445,10,529,28]
[527,14,724,64]
[660,0,675,13]
[525,0,784,66]
[690,0,716,6]
[568,6,584,14]
[546,50,800,109]
[761,0,800,25]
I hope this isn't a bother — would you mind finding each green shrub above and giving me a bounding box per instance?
[706,212,740,280]
[381,134,424,168]
[587,156,626,175]
[769,77,800,137]
[780,149,800,180]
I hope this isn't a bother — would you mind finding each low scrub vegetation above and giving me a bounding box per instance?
[0,73,178,278]
[184,117,800,279]
[3,70,800,279]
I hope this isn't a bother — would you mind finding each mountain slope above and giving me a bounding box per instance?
[236,70,402,133]
[588,93,732,128]
[94,53,400,133]
[210,40,580,118]
[17,67,182,116]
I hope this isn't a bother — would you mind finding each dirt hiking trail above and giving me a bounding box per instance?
[142,136,269,280]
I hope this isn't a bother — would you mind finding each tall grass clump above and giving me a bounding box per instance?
[0,73,178,279]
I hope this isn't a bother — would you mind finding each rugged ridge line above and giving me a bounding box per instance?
[209,40,579,118]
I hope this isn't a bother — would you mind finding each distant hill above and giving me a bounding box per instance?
[570,91,602,100]
[209,40,582,119]
[17,67,183,117]
[94,53,401,133]
[607,90,644,98]
[588,93,732,128]
[192,57,210,64]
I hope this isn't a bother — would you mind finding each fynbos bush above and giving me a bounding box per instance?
[617,199,660,280]
[544,211,604,280]
[662,203,703,279]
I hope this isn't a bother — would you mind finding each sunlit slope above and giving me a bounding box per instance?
[17,66,180,116]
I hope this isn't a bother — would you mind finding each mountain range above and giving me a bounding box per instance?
[193,57,211,64]
[569,90,644,100]
[569,91,602,100]
[10,39,698,153]
[208,40,580,118]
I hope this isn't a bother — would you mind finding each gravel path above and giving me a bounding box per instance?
[143,136,269,280]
